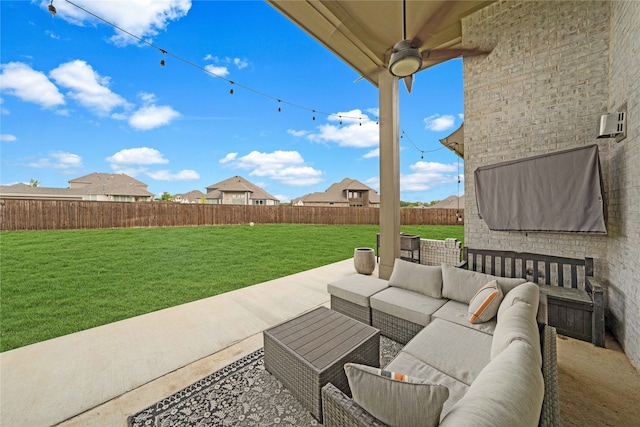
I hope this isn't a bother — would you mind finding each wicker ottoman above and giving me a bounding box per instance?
[263,306,380,422]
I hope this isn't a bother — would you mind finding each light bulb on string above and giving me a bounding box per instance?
[48,0,57,16]
[159,49,166,67]
[312,110,316,121]
[229,82,234,95]
[277,100,281,112]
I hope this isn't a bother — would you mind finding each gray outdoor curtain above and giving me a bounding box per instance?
[474,144,607,233]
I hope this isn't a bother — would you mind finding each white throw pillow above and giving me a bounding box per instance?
[345,363,449,427]
[389,258,443,298]
[468,280,504,324]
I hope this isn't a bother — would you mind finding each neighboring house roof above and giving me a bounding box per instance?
[1,173,154,200]
[428,195,465,209]
[0,183,84,200]
[205,176,279,202]
[69,173,154,197]
[293,178,380,204]
[173,190,205,203]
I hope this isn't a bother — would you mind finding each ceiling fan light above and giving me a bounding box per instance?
[389,43,422,77]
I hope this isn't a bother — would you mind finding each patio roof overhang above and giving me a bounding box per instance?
[267,1,494,278]
[266,1,494,87]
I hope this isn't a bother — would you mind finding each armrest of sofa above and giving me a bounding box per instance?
[321,383,388,427]
[539,324,560,427]
[586,277,606,347]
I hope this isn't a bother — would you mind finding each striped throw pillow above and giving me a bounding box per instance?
[468,280,504,324]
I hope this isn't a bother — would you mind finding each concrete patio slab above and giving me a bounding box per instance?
[1,259,360,427]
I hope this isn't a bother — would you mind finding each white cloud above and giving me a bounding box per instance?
[205,65,229,78]
[43,0,192,46]
[219,153,238,164]
[0,62,65,108]
[106,147,169,165]
[306,109,379,148]
[400,161,458,192]
[108,166,148,177]
[287,129,309,138]
[458,113,464,120]
[28,151,83,170]
[49,60,128,115]
[220,150,323,186]
[129,104,180,130]
[1,134,17,142]
[363,148,379,158]
[233,58,249,69]
[147,169,200,181]
[424,114,456,132]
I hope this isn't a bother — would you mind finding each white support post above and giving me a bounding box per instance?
[378,71,401,280]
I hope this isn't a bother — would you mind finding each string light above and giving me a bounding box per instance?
[277,100,281,112]
[48,0,57,16]
[401,129,445,159]
[54,0,384,126]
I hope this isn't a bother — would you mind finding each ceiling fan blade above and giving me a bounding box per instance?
[423,47,491,61]
[403,74,414,94]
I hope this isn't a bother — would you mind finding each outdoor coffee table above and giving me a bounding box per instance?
[263,306,380,422]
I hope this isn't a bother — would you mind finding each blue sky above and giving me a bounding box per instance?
[1,0,465,203]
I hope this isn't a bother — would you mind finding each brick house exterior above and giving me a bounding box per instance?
[462,1,639,367]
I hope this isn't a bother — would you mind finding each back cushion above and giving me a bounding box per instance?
[497,282,540,320]
[440,340,544,427]
[441,264,526,304]
[491,301,541,366]
[389,258,443,298]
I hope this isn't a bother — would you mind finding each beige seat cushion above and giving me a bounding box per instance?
[385,351,470,418]
[433,300,497,335]
[327,274,389,307]
[401,319,493,385]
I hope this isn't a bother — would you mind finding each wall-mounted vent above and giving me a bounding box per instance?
[597,111,626,139]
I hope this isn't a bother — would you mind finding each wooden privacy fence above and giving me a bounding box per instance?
[0,199,463,231]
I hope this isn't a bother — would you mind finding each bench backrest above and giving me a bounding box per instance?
[462,247,594,291]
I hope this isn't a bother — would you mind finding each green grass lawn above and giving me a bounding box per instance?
[0,224,463,351]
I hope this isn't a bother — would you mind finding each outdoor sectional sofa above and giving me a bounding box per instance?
[324,258,559,426]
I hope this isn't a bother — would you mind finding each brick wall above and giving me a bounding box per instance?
[462,0,639,368]
[606,1,640,369]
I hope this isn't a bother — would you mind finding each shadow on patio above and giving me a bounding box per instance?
[1,259,638,426]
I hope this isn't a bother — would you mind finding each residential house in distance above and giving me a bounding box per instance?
[427,195,465,209]
[0,183,85,200]
[292,178,380,207]
[173,190,206,204]
[0,173,154,202]
[205,176,279,205]
[68,173,154,202]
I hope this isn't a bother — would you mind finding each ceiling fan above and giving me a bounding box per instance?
[388,0,490,93]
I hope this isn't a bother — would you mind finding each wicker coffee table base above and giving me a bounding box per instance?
[264,307,380,422]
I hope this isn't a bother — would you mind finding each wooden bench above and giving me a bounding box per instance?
[460,247,605,347]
